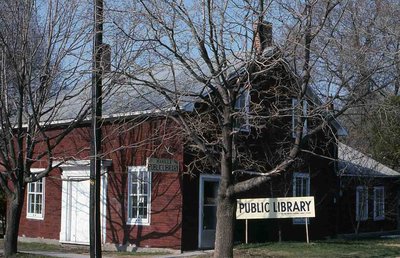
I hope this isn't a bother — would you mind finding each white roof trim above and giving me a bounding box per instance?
[22,107,180,128]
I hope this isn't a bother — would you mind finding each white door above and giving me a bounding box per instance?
[198,175,220,249]
[68,177,90,243]
[59,161,109,245]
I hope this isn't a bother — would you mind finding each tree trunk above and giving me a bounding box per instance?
[214,195,236,258]
[4,188,24,257]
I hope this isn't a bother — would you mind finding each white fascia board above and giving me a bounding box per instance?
[24,106,185,128]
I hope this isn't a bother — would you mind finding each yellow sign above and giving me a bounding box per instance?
[236,196,315,220]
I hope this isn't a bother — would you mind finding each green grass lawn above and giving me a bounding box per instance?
[1,238,400,257]
[233,239,400,258]
[7,254,53,258]
[0,240,167,257]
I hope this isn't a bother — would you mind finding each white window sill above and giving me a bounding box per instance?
[127,219,150,226]
[26,214,44,220]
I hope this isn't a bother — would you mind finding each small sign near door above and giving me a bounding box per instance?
[147,158,179,173]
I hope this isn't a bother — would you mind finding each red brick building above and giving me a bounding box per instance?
[16,53,400,252]
[19,119,186,251]
[17,95,400,252]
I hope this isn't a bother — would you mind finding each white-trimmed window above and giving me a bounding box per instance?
[373,186,384,221]
[292,98,308,138]
[234,89,250,132]
[127,166,151,225]
[27,177,45,219]
[356,186,368,221]
[293,172,310,224]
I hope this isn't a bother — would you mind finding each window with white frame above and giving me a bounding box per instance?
[127,166,151,225]
[292,98,308,138]
[356,186,368,221]
[293,172,310,224]
[27,178,45,219]
[373,186,384,221]
[233,89,250,132]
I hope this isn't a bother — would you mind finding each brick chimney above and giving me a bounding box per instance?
[253,21,272,54]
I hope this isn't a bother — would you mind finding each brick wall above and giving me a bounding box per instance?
[19,169,62,240]
[18,118,185,250]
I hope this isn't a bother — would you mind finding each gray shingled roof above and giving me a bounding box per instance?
[47,68,206,122]
[337,142,400,177]
[46,51,264,122]
[48,46,347,139]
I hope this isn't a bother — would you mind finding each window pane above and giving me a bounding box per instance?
[132,207,137,218]
[295,178,301,196]
[293,174,310,225]
[27,178,45,218]
[204,181,218,204]
[131,173,138,182]
[131,182,137,193]
[132,196,138,206]
[29,195,35,213]
[36,194,42,204]
[142,181,148,194]
[356,187,368,221]
[302,178,307,195]
[29,194,35,204]
[128,167,151,224]
[138,206,145,217]
[233,90,250,131]
[36,204,41,214]
[30,203,35,214]
[138,171,144,182]
[142,207,147,219]
[294,175,309,197]
[142,171,148,181]
[203,206,217,230]
[374,187,384,220]
[143,182,148,194]
[235,93,245,110]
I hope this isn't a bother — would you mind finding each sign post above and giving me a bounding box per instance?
[245,219,248,244]
[305,218,309,244]
[236,197,315,243]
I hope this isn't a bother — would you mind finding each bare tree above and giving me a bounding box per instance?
[326,0,400,153]
[0,0,93,256]
[108,0,397,256]
[368,96,400,170]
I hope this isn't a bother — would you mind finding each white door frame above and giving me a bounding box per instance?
[59,160,111,244]
[198,174,220,249]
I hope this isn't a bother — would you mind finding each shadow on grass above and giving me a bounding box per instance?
[1,253,54,258]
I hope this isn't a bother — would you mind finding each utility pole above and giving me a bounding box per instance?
[90,0,103,257]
